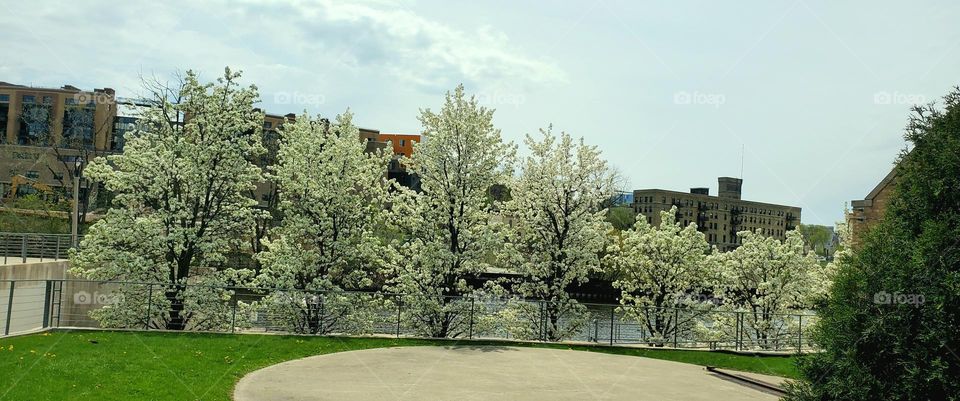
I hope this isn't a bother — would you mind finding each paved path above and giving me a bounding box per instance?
[234,346,783,401]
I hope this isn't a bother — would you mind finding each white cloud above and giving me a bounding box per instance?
[0,0,563,95]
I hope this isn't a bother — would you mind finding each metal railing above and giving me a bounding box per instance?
[0,279,817,352]
[0,233,82,264]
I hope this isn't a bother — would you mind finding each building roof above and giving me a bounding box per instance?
[864,165,898,201]
[633,187,801,211]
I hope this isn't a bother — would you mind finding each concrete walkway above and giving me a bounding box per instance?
[234,346,784,401]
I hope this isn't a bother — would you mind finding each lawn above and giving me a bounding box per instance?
[0,330,800,400]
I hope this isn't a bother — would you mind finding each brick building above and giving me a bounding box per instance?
[632,177,801,251]
[847,166,898,246]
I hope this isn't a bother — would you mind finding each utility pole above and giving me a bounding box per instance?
[71,175,79,248]
[71,157,83,248]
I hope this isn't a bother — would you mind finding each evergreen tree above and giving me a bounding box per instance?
[787,87,960,400]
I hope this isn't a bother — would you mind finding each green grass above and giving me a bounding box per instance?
[0,330,800,400]
[0,210,92,234]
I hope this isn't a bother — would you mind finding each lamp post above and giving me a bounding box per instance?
[70,157,83,248]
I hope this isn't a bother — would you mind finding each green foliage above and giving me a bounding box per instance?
[606,206,636,231]
[0,210,91,234]
[798,224,835,258]
[8,193,71,213]
[787,88,960,400]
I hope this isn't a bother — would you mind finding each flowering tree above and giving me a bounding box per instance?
[607,206,714,346]
[71,68,265,331]
[254,111,393,334]
[388,85,515,338]
[710,229,821,348]
[500,129,614,341]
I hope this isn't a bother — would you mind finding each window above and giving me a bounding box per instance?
[0,94,9,102]
[264,121,273,129]
[112,116,138,151]
[18,103,52,145]
[22,95,35,103]
[0,102,8,143]
[62,106,95,149]
[400,139,406,146]
[42,96,53,104]
[25,170,39,179]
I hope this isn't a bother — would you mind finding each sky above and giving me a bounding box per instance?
[2,0,958,225]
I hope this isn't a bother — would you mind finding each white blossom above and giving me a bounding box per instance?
[71,68,264,330]
[254,111,393,334]
[500,128,614,341]
[387,85,515,338]
[607,206,714,345]
[709,229,822,348]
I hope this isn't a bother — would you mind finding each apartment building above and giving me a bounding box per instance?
[632,177,801,251]
[378,133,421,190]
[0,82,119,200]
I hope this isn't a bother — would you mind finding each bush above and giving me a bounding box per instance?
[786,88,960,400]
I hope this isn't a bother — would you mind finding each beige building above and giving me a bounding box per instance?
[1,80,416,209]
[632,177,801,251]
[1,82,118,200]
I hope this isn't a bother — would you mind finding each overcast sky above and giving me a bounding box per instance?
[2,0,958,225]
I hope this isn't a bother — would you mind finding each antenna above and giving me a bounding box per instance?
[739,144,744,179]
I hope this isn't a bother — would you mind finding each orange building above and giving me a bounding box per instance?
[377,133,420,157]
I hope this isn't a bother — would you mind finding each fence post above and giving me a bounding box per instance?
[231,294,238,334]
[395,295,402,338]
[593,318,599,343]
[468,296,475,340]
[737,312,743,351]
[4,281,15,336]
[673,308,679,348]
[797,315,803,353]
[56,280,63,327]
[609,306,615,346]
[144,284,153,330]
[55,236,61,260]
[42,280,52,328]
[21,235,27,263]
[538,301,544,341]
[318,292,325,335]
